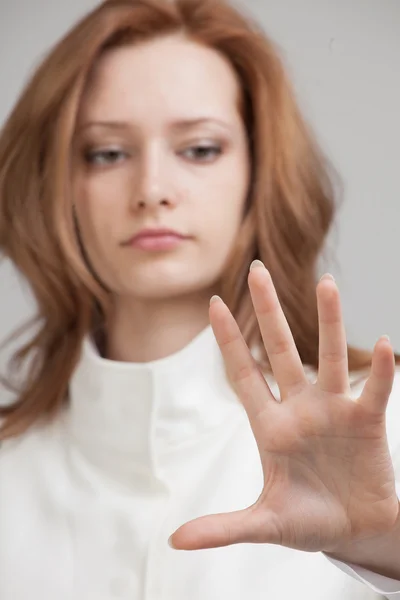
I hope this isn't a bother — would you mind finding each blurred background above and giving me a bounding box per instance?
[0,0,399,400]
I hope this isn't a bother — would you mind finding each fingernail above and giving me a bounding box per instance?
[381,334,391,343]
[320,273,335,282]
[250,259,265,271]
[168,536,175,549]
[210,295,222,305]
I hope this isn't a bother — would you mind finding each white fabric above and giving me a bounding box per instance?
[1,324,400,599]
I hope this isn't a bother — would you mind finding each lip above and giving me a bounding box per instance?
[128,228,187,243]
[125,228,189,252]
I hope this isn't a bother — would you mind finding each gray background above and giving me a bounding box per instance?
[0,0,399,394]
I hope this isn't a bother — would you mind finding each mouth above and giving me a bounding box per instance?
[125,228,190,252]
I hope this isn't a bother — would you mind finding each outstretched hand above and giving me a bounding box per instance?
[169,261,399,553]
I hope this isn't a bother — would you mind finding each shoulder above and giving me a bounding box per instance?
[0,415,70,560]
[0,417,71,588]
[0,416,67,497]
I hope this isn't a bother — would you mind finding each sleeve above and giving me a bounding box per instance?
[324,367,400,599]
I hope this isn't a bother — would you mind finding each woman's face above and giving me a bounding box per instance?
[72,34,251,302]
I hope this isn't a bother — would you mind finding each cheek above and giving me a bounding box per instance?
[74,168,130,209]
[197,190,246,271]
[205,174,248,233]
[72,201,104,267]
[213,176,249,254]
[74,176,125,237]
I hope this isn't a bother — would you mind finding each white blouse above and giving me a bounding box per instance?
[1,324,400,599]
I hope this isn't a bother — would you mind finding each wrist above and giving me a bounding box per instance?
[326,510,400,580]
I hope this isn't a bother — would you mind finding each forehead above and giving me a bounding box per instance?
[77,35,242,127]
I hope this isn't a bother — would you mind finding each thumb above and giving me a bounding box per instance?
[168,506,277,550]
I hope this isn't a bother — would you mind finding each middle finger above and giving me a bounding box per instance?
[248,261,307,399]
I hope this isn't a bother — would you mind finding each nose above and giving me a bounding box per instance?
[131,145,176,211]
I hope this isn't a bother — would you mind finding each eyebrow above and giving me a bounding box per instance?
[75,117,233,134]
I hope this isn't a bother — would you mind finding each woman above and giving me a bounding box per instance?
[0,0,400,598]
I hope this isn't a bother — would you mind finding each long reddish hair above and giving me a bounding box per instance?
[0,0,397,439]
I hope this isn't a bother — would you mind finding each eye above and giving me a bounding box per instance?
[84,148,128,166]
[182,145,222,162]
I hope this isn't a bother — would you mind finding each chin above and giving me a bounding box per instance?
[122,279,206,301]
[110,259,221,300]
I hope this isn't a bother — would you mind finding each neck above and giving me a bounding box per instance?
[103,289,215,363]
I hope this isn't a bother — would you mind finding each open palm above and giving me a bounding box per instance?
[169,262,398,553]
